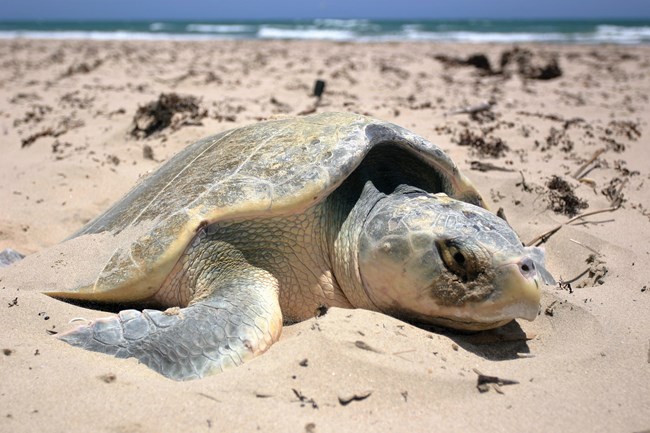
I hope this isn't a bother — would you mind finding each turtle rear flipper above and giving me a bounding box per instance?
[59,243,283,380]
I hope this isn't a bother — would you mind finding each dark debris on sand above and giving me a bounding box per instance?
[575,254,608,288]
[536,127,575,153]
[456,128,509,158]
[131,93,207,138]
[434,53,494,75]
[20,116,85,148]
[61,59,104,78]
[500,47,562,80]
[545,175,589,217]
[606,120,642,141]
[434,47,562,80]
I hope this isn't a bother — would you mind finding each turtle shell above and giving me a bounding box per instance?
[50,112,486,302]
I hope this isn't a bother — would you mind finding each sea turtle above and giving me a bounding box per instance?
[30,112,553,380]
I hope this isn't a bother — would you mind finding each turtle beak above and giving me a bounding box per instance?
[406,256,542,331]
[490,257,542,322]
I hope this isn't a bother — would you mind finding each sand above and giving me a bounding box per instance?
[0,39,649,433]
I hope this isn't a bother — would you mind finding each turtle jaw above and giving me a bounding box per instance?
[483,260,542,323]
[356,244,542,331]
[405,261,542,332]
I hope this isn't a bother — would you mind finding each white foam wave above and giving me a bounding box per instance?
[314,18,366,27]
[362,26,650,44]
[1,23,648,44]
[149,22,167,31]
[405,30,568,43]
[312,18,377,31]
[186,24,255,33]
[587,24,650,44]
[257,26,355,41]
[0,30,230,41]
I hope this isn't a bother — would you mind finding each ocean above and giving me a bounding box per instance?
[0,19,649,44]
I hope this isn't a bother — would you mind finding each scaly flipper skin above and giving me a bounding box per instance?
[59,242,282,381]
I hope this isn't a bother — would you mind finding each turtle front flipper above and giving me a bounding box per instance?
[58,242,283,381]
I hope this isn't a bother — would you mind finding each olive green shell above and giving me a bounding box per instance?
[56,112,485,302]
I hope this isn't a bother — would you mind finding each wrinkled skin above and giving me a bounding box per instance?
[355,185,546,330]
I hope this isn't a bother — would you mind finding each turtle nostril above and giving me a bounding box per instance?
[519,258,536,278]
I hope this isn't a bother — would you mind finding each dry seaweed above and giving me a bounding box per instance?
[61,59,103,78]
[435,47,562,80]
[13,104,52,127]
[131,93,207,138]
[433,53,493,74]
[606,120,641,141]
[575,254,608,287]
[500,47,562,80]
[601,177,627,207]
[535,127,574,152]
[546,176,589,216]
[21,128,59,148]
[456,129,509,158]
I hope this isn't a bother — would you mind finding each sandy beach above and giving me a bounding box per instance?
[0,38,649,432]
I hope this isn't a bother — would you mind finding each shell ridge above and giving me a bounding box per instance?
[127,128,238,229]
[91,129,238,295]
[188,121,295,218]
[91,245,121,294]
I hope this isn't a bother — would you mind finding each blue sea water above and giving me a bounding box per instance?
[0,19,649,44]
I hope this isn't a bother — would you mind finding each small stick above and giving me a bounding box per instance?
[392,349,417,356]
[573,148,606,179]
[446,100,494,116]
[569,238,601,255]
[470,161,515,172]
[473,368,519,393]
[571,218,615,226]
[526,205,620,247]
[609,178,628,208]
[517,170,532,192]
[560,268,590,285]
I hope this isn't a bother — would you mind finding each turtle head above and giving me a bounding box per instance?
[357,186,549,331]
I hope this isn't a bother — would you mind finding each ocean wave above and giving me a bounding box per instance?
[313,18,367,27]
[387,30,569,43]
[0,30,230,41]
[257,26,355,41]
[149,22,168,31]
[312,18,378,31]
[186,24,256,33]
[587,24,650,44]
[0,21,648,44]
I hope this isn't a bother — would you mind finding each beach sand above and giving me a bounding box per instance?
[0,39,649,432]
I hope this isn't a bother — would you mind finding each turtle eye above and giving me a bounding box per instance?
[452,251,466,266]
[436,239,475,282]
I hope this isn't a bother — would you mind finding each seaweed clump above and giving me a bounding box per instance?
[456,129,509,158]
[131,93,206,138]
[500,47,562,80]
[546,175,588,216]
[433,47,562,80]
